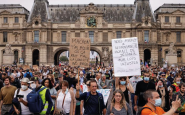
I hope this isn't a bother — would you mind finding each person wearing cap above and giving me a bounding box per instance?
[167,72,175,85]
[29,77,53,114]
[0,76,17,115]
[13,78,32,115]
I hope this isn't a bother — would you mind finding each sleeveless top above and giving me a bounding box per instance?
[123,87,129,103]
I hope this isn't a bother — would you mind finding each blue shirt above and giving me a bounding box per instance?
[24,72,33,78]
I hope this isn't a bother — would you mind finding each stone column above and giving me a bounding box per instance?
[102,46,109,67]
[40,45,47,65]
[25,45,32,65]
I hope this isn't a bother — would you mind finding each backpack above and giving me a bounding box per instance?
[26,72,31,79]
[27,87,46,113]
[137,107,152,115]
[85,92,103,115]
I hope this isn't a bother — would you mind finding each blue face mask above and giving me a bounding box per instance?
[120,81,126,85]
[65,88,68,94]
[144,77,150,81]
[176,81,180,84]
[153,98,162,106]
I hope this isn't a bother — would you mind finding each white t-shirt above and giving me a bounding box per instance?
[56,91,71,113]
[129,76,143,92]
[14,88,32,115]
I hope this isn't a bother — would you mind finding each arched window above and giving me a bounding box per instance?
[14,50,18,62]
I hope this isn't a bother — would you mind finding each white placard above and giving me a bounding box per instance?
[83,85,111,105]
[112,37,141,77]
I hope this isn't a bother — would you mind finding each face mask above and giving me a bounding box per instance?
[144,77,150,81]
[65,88,68,94]
[159,85,163,88]
[120,81,126,85]
[176,81,180,84]
[152,98,162,107]
[135,76,139,78]
[30,84,36,89]
[21,85,28,90]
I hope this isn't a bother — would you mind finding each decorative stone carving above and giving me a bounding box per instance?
[102,47,109,61]
[80,3,103,14]
[168,42,176,55]
[5,44,13,54]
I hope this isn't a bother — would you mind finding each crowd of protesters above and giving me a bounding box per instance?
[0,64,184,115]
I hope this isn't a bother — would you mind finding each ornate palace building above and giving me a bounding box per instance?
[0,0,184,66]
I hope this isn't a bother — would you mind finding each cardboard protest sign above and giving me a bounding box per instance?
[83,85,111,105]
[112,37,141,77]
[22,65,30,70]
[33,65,39,70]
[69,38,90,68]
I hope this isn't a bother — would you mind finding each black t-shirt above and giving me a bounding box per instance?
[135,81,155,106]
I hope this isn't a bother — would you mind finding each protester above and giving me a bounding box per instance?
[10,75,21,88]
[156,80,170,111]
[172,77,181,93]
[24,69,33,79]
[13,78,32,115]
[141,89,181,115]
[172,83,185,115]
[42,78,57,106]
[76,79,106,115]
[167,72,175,84]
[100,74,109,89]
[95,73,103,89]
[115,77,134,103]
[54,80,76,115]
[134,71,155,112]
[106,89,132,115]
[0,76,17,115]
[29,77,53,114]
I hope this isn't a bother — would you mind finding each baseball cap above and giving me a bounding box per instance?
[160,72,166,75]
[21,78,33,84]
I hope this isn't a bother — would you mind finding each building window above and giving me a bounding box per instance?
[176,17,180,23]
[15,17,19,23]
[176,32,181,42]
[144,30,149,43]
[3,32,7,42]
[165,16,169,23]
[103,33,108,42]
[177,51,182,63]
[61,31,66,42]
[14,50,18,62]
[75,33,80,37]
[116,31,122,38]
[89,31,94,43]
[34,30,39,42]
[4,17,8,23]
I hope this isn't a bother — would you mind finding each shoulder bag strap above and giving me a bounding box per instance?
[62,94,66,108]
[17,88,20,95]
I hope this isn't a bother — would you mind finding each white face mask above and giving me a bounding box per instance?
[30,84,36,89]
[21,85,28,90]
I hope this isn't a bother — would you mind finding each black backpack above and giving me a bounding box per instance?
[137,107,152,115]
[26,72,31,79]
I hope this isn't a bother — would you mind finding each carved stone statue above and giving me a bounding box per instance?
[168,42,176,55]
[102,47,109,61]
[5,44,13,54]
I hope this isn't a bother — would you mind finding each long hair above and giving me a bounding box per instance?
[111,89,127,111]
[42,78,53,89]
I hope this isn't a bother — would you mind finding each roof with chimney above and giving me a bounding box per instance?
[27,0,156,23]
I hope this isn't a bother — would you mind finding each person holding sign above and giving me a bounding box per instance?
[106,89,132,115]
[76,79,106,115]
[115,77,134,103]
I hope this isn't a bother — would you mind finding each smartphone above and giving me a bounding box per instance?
[16,95,24,98]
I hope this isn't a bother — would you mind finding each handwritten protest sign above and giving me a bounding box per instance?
[33,65,39,71]
[83,85,111,105]
[69,38,90,68]
[22,65,30,70]
[112,37,141,76]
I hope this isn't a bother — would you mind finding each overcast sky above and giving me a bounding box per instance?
[1,0,184,12]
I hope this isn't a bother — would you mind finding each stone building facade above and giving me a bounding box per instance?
[0,0,184,66]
